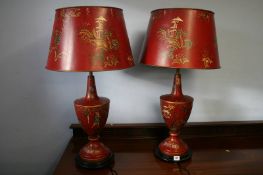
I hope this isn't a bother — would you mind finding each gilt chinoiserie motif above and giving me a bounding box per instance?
[79,16,120,68]
[75,101,110,136]
[46,7,134,72]
[48,8,81,62]
[158,17,192,65]
[60,8,81,18]
[141,8,220,69]
[48,30,64,62]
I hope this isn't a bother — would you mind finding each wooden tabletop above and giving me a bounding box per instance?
[53,122,263,175]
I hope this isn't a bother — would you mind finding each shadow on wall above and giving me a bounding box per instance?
[130,31,145,64]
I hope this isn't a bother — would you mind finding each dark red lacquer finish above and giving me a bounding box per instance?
[46,6,134,169]
[141,8,220,69]
[158,70,193,161]
[46,6,134,72]
[140,8,220,162]
[74,73,112,165]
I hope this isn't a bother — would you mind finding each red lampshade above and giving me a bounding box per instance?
[141,8,220,69]
[46,6,134,72]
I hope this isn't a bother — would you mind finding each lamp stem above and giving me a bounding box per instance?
[171,69,183,97]
[85,71,99,100]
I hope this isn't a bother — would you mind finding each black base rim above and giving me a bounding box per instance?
[154,147,192,162]
[75,153,114,169]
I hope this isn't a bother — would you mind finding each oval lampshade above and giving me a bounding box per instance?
[141,8,220,69]
[46,6,134,72]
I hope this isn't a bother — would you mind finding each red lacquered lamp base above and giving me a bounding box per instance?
[154,119,192,162]
[75,140,114,169]
[74,72,114,168]
[155,69,193,162]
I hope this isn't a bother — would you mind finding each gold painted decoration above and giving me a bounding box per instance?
[171,53,189,65]
[49,9,81,63]
[61,8,81,18]
[162,104,175,119]
[83,108,90,124]
[79,16,120,68]
[93,112,101,128]
[104,56,119,68]
[49,30,66,62]
[163,140,179,149]
[82,108,102,128]
[127,56,134,65]
[46,7,134,71]
[202,51,213,68]
[158,17,192,64]
[79,16,120,51]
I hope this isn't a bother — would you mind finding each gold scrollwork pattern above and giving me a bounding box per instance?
[93,112,101,128]
[83,108,91,124]
[162,104,175,119]
[172,53,189,65]
[202,51,213,68]
[79,16,120,68]
[158,17,192,64]
[127,56,134,65]
[50,8,81,62]
[61,8,81,18]
[49,30,67,62]
[104,56,119,68]
[83,108,102,128]
[163,140,179,149]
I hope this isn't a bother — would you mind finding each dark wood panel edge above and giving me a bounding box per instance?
[70,121,263,139]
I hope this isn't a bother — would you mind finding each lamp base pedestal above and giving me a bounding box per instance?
[75,153,114,169]
[154,147,192,162]
[157,69,194,163]
[75,138,114,169]
[154,132,192,162]
[74,73,114,169]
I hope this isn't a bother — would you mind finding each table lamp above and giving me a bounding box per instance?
[141,8,220,162]
[46,6,134,168]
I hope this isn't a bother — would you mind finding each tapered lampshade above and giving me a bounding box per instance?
[46,6,134,71]
[141,8,220,69]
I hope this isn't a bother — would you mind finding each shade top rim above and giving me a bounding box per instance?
[56,6,123,11]
[151,8,214,14]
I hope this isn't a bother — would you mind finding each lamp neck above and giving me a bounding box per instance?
[171,69,183,97]
[85,72,99,101]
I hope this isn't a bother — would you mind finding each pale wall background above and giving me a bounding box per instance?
[0,0,263,174]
